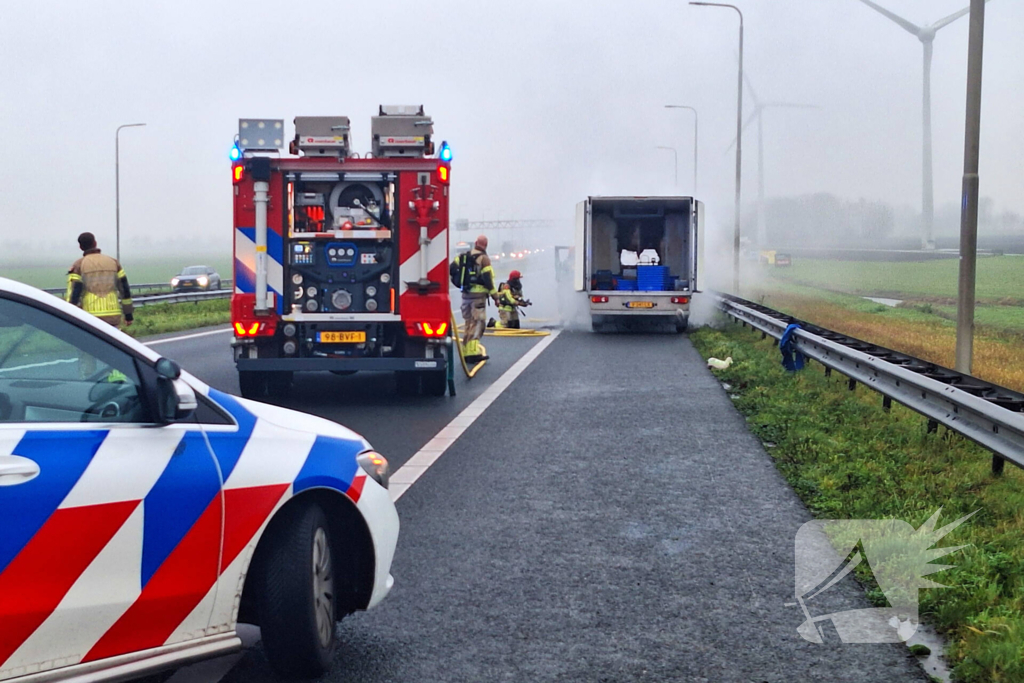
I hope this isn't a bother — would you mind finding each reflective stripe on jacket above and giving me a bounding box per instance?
[464,249,496,296]
[67,251,134,321]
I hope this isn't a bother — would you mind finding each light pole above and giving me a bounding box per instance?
[665,105,698,193]
[690,1,743,293]
[115,123,146,263]
[855,0,992,250]
[956,0,986,379]
[655,146,679,187]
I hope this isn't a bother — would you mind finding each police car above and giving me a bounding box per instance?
[0,277,398,681]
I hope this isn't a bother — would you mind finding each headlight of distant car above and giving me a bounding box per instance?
[197,276,209,286]
[357,451,390,489]
[171,277,180,286]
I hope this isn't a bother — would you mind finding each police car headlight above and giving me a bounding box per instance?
[357,451,390,489]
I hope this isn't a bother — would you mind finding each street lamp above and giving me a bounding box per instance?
[655,146,679,187]
[115,123,146,263]
[690,1,744,293]
[665,105,698,193]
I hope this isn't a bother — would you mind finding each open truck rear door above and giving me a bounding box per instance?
[690,200,704,293]
[573,199,589,292]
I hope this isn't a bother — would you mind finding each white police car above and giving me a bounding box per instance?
[0,277,398,681]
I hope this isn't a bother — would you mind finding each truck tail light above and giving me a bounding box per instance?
[671,296,690,305]
[437,163,450,185]
[407,321,449,337]
[232,165,244,183]
[233,320,276,337]
[591,295,609,304]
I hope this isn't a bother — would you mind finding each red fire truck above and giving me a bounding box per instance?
[230,106,453,398]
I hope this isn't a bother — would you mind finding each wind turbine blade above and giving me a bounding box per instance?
[725,109,760,153]
[931,0,992,33]
[856,0,922,37]
[930,6,970,31]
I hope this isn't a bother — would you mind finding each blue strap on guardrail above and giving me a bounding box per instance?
[780,323,805,372]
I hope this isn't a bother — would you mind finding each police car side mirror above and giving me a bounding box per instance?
[155,358,197,423]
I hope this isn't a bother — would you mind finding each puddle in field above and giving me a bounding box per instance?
[907,624,951,682]
[864,296,903,308]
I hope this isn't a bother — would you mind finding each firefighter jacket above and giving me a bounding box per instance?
[454,248,496,297]
[497,282,524,312]
[66,249,134,324]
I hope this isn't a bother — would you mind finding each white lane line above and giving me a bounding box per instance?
[144,327,232,347]
[389,331,561,501]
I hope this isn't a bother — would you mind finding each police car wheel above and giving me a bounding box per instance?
[258,503,337,678]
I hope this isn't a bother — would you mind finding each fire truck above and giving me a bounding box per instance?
[230,106,453,398]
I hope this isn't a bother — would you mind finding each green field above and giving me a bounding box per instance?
[768,255,1024,303]
[1,257,233,291]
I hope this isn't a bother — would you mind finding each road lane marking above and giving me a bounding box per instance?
[389,331,561,501]
[144,327,232,347]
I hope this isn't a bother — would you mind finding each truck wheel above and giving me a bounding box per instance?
[591,316,609,334]
[675,318,689,334]
[238,371,267,399]
[422,371,447,397]
[257,503,338,679]
[395,371,419,396]
[266,372,293,397]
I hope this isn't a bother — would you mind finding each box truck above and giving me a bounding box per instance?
[573,196,703,332]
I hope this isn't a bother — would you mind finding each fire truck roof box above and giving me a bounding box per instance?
[294,116,351,157]
[372,105,433,158]
[238,119,285,152]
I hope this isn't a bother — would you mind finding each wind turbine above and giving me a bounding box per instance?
[728,72,817,247]
[855,0,992,250]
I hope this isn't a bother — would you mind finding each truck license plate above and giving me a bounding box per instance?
[318,331,366,343]
[626,301,655,309]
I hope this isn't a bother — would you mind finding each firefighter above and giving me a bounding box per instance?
[492,269,530,329]
[450,234,496,362]
[66,232,134,328]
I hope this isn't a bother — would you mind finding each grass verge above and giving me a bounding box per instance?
[691,323,1024,683]
[125,299,230,338]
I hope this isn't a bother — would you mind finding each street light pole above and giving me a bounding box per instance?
[956,0,986,377]
[115,123,146,263]
[656,146,679,187]
[690,2,743,293]
[665,105,698,192]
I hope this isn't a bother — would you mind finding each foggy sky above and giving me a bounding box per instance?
[0,0,1021,263]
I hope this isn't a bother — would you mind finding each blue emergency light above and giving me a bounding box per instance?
[229,144,242,161]
[439,141,452,163]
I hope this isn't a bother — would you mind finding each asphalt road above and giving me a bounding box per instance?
[148,326,931,683]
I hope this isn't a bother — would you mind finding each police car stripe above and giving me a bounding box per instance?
[222,419,315,490]
[0,430,106,576]
[139,433,222,589]
[0,500,138,667]
[205,391,258,482]
[3,505,145,675]
[59,429,183,509]
[292,435,362,495]
[84,494,222,662]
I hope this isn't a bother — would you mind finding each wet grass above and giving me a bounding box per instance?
[1,257,231,291]
[692,323,1024,683]
[125,299,230,338]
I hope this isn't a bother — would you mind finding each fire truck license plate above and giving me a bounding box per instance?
[626,301,655,309]
[318,331,366,343]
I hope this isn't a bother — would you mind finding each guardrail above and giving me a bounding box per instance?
[713,292,1024,475]
[43,280,233,301]
[133,289,232,307]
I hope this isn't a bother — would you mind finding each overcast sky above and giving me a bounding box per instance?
[0,0,1020,262]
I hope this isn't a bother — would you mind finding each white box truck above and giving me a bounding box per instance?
[574,196,703,332]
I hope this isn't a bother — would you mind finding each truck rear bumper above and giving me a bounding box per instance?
[235,357,446,372]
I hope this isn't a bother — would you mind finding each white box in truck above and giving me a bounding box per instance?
[573,196,704,332]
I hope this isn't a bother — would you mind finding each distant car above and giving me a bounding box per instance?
[774,253,792,267]
[172,265,221,291]
[0,276,399,681]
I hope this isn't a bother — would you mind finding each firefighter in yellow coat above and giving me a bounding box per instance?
[66,232,135,328]
[450,235,496,362]
[491,270,530,329]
